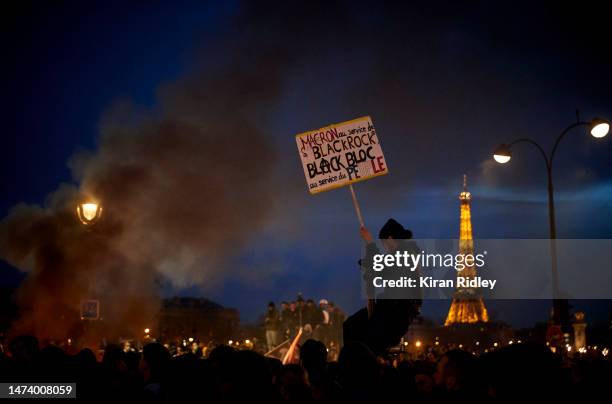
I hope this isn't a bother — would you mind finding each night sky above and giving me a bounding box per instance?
[2,0,611,327]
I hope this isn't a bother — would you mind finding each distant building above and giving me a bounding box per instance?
[158,297,239,342]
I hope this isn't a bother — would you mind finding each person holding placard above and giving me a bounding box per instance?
[343,218,422,356]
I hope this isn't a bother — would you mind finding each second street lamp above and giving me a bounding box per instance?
[590,118,610,138]
[492,144,512,164]
[492,114,609,343]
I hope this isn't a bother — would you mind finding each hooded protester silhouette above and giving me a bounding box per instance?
[343,218,422,356]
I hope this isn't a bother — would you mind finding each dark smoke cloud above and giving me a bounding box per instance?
[0,2,318,341]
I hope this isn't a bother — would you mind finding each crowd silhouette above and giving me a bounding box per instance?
[1,334,610,402]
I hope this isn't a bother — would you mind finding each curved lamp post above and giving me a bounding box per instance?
[76,202,103,225]
[492,116,609,329]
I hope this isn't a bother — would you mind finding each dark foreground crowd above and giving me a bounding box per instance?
[1,335,611,402]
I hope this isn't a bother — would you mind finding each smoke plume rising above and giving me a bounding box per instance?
[0,9,295,342]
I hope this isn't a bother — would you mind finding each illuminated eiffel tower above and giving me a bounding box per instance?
[444,175,489,326]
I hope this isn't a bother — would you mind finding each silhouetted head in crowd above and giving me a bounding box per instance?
[276,364,312,401]
[125,350,141,373]
[207,344,238,396]
[74,348,98,375]
[481,343,562,400]
[204,345,275,400]
[208,344,235,363]
[102,344,126,372]
[410,360,435,395]
[396,360,419,395]
[38,345,72,381]
[434,349,477,395]
[300,339,327,374]
[230,350,274,400]
[141,343,170,384]
[338,341,380,398]
[9,335,39,363]
[266,356,283,378]
[75,348,96,366]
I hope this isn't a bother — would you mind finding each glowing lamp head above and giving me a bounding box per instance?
[493,144,512,164]
[77,202,102,225]
[590,118,609,138]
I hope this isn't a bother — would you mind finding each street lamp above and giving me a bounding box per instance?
[493,144,512,164]
[492,114,609,337]
[494,118,609,164]
[590,118,610,138]
[76,202,102,225]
